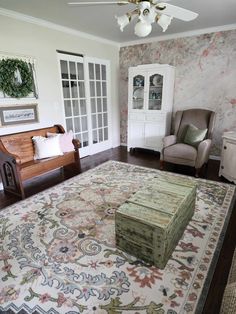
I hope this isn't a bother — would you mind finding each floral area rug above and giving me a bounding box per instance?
[0,161,235,314]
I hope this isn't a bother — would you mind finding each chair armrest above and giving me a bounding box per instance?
[72,138,81,151]
[220,282,236,314]
[195,139,212,169]
[162,135,177,148]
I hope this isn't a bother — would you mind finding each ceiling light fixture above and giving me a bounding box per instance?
[156,14,173,32]
[135,20,152,37]
[68,1,198,38]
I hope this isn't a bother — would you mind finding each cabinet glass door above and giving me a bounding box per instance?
[132,75,145,110]
[148,74,163,110]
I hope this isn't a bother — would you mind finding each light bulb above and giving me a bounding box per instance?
[157,14,173,32]
[140,6,156,24]
[115,14,130,32]
[134,20,152,37]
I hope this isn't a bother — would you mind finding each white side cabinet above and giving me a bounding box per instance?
[219,131,236,184]
[127,64,175,152]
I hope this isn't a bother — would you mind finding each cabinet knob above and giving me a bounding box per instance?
[221,166,224,169]
[224,146,227,149]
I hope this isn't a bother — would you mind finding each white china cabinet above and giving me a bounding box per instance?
[219,131,236,184]
[127,64,175,152]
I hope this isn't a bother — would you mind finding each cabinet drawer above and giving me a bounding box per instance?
[129,113,144,120]
[220,139,236,179]
[145,114,165,122]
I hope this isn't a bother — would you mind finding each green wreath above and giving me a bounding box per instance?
[0,58,34,98]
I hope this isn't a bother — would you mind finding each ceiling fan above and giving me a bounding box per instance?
[68,0,198,37]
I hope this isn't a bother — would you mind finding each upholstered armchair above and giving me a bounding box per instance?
[160,109,216,177]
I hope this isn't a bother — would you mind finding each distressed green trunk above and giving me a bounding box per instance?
[115,176,197,269]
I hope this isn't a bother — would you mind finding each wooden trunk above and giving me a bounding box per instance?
[115,177,197,269]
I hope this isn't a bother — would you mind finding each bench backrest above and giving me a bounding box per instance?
[0,125,65,164]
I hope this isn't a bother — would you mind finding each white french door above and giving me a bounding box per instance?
[58,53,111,157]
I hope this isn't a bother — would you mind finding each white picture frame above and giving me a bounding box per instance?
[0,104,39,126]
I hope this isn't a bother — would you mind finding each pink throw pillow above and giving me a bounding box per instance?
[47,131,74,153]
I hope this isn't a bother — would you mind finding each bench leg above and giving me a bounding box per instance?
[0,161,25,199]
[60,166,65,179]
[160,160,164,170]
[74,151,81,173]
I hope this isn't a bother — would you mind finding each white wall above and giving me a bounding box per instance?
[0,15,120,148]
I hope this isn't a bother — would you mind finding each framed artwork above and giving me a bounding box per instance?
[0,104,39,126]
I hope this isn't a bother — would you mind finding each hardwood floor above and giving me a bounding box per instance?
[0,146,235,313]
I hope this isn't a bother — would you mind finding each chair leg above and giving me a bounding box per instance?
[160,160,164,170]
[195,168,201,178]
[205,162,208,178]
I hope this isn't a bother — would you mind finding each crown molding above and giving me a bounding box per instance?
[0,7,120,48]
[1,7,235,49]
[120,24,236,48]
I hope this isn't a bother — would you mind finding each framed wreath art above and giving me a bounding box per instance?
[0,58,37,99]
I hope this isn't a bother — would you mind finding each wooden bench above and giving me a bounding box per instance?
[0,125,80,199]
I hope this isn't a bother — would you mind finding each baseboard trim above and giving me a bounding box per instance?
[120,145,221,162]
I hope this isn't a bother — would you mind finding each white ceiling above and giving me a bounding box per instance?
[0,0,236,44]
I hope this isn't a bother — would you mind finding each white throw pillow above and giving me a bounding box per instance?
[32,135,63,160]
[47,131,74,153]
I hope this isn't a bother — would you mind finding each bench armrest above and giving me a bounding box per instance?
[72,138,81,151]
[0,142,21,165]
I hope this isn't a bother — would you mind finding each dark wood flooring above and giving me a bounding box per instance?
[0,146,235,314]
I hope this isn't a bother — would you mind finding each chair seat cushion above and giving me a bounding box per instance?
[164,143,197,164]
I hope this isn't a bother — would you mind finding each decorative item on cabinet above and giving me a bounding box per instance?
[127,63,175,153]
[219,131,236,184]
[134,75,144,87]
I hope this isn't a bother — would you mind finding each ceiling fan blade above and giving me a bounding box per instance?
[156,3,198,21]
[68,1,129,5]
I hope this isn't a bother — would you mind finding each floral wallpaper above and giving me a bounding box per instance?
[119,30,236,156]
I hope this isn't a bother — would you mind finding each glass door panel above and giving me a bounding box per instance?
[60,60,69,79]
[88,61,109,147]
[148,74,163,110]
[59,54,111,157]
[69,62,77,79]
[77,63,84,80]
[59,57,89,154]
[132,75,145,110]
